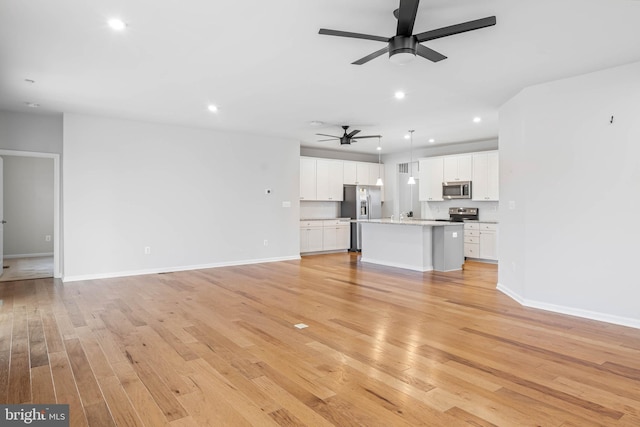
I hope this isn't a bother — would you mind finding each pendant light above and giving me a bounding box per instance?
[376,136,383,186]
[407,130,416,185]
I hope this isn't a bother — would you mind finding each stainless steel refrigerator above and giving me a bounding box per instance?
[341,185,382,251]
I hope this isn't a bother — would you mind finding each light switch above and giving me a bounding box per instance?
[452,232,458,238]
[282,201,291,208]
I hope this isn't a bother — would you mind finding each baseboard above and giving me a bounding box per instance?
[497,283,640,329]
[465,257,498,264]
[360,257,433,272]
[62,255,301,283]
[4,252,54,259]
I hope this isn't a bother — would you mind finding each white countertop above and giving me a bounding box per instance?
[358,219,464,227]
[300,217,350,221]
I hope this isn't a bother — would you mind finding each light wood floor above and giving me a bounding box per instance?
[1,256,54,282]
[1,253,640,426]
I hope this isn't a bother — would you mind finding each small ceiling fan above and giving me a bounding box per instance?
[319,0,496,65]
[317,125,380,145]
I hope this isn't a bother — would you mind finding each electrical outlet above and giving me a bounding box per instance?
[263,240,268,246]
[144,246,151,255]
[45,235,51,242]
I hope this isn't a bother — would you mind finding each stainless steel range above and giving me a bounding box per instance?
[448,207,479,222]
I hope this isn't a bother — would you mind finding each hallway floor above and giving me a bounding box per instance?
[0,256,53,282]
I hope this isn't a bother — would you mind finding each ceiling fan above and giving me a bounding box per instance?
[316,125,381,145]
[319,0,496,65]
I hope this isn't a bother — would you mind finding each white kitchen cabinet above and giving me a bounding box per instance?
[418,157,444,201]
[316,159,344,201]
[343,161,357,185]
[300,221,323,253]
[343,160,384,190]
[300,157,317,200]
[369,162,384,186]
[322,220,350,251]
[464,223,480,258]
[464,222,498,261]
[472,151,499,201]
[356,162,371,185]
[443,154,472,182]
[479,223,498,260]
[300,220,349,253]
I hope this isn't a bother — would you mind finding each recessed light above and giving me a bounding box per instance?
[108,18,127,31]
[473,117,482,123]
[25,102,40,108]
[404,134,410,139]
[394,91,406,100]
[429,138,435,143]
[376,146,382,151]
[207,104,218,113]
[309,121,324,127]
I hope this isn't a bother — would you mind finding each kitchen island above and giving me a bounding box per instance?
[359,219,464,272]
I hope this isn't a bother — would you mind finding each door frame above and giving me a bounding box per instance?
[0,149,61,278]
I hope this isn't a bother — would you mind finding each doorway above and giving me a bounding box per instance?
[0,150,60,281]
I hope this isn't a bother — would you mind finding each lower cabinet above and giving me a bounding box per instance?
[479,223,498,260]
[300,220,350,253]
[464,223,498,261]
[300,221,323,253]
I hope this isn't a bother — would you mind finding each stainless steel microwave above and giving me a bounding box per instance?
[442,181,471,199]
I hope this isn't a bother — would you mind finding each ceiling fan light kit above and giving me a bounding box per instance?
[316,125,381,146]
[319,0,496,65]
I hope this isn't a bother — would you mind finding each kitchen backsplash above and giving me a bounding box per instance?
[421,200,500,222]
[300,201,341,219]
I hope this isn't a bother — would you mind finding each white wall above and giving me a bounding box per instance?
[0,111,63,154]
[63,114,300,280]
[3,156,54,256]
[498,60,640,327]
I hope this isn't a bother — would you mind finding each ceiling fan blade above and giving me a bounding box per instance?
[318,138,339,142]
[416,44,447,62]
[396,0,420,36]
[347,130,361,138]
[416,16,496,43]
[350,135,381,139]
[352,46,389,65]
[316,133,340,138]
[319,29,388,43]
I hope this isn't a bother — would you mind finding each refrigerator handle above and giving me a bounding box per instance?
[367,194,371,220]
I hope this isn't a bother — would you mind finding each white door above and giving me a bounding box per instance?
[0,156,4,276]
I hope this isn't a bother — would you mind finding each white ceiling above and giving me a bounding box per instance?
[1,0,640,154]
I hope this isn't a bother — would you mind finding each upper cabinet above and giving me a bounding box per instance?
[343,161,357,185]
[419,151,499,202]
[443,154,472,182]
[343,161,380,186]
[300,157,317,201]
[302,157,384,202]
[316,159,344,201]
[472,151,499,201]
[418,157,444,201]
